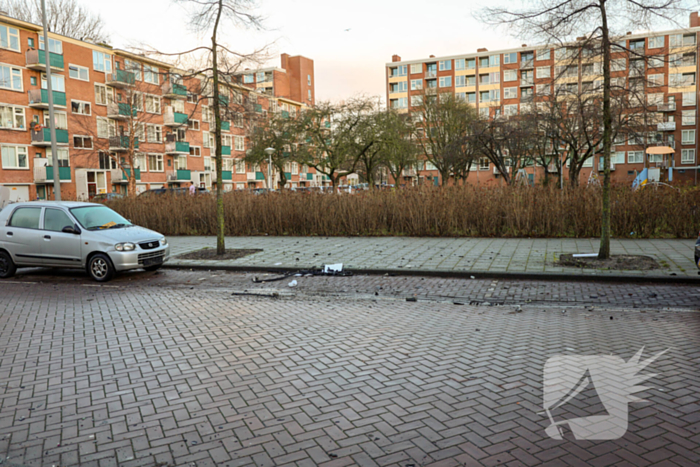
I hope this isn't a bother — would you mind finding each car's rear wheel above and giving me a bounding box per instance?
[87,253,115,282]
[0,251,16,279]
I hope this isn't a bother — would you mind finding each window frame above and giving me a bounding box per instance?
[73,135,93,149]
[1,144,29,169]
[0,25,20,52]
[70,100,91,116]
[0,104,26,130]
[68,64,89,81]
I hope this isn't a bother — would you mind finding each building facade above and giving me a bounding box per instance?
[235,53,315,107]
[386,13,700,187]
[0,14,322,203]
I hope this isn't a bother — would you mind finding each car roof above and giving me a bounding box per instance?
[6,201,98,209]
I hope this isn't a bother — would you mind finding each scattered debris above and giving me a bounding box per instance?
[406,297,417,302]
[323,263,344,274]
[288,280,298,288]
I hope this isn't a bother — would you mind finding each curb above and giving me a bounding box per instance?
[162,263,700,284]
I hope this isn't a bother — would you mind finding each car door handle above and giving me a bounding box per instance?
[44,235,51,240]
[6,232,12,236]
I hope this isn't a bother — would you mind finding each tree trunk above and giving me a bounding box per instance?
[212,0,225,255]
[599,0,612,259]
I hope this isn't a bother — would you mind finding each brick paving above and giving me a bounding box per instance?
[0,274,699,466]
[166,237,700,279]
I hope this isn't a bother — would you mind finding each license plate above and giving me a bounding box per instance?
[143,256,163,267]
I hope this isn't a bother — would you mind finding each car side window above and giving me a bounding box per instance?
[8,207,41,229]
[44,209,74,232]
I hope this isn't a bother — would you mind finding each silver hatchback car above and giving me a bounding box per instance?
[0,201,170,282]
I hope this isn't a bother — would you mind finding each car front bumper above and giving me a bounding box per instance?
[109,245,170,272]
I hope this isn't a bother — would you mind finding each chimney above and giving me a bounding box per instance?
[521,44,527,47]
[477,48,488,53]
[691,12,700,28]
[280,53,289,69]
[626,31,632,35]
[429,55,435,58]
[392,54,401,62]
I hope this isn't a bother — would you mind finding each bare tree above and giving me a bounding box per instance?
[380,111,420,187]
[246,109,299,189]
[414,90,479,186]
[478,0,691,258]
[1,0,108,42]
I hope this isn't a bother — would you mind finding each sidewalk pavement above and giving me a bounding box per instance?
[166,236,700,282]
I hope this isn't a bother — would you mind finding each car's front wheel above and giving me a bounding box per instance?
[87,253,115,282]
[0,251,16,279]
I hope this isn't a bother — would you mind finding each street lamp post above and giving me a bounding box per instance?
[41,0,61,200]
[264,147,275,190]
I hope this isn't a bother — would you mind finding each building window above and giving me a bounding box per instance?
[92,51,112,73]
[670,33,696,48]
[410,79,422,90]
[628,151,644,164]
[144,65,159,84]
[503,70,517,82]
[0,25,20,52]
[537,49,550,61]
[38,36,62,54]
[648,74,664,87]
[72,135,92,149]
[146,124,162,143]
[234,135,245,151]
[188,119,200,131]
[41,73,65,92]
[648,36,664,49]
[146,154,162,172]
[410,95,423,107]
[94,84,111,105]
[455,59,465,70]
[479,158,490,170]
[611,59,626,72]
[410,63,422,74]
[190,146,201,157]
[0,105,25,130]
[682,110,696,126]
[439,76,452,88]
[682,129,695,144]
[504,87,518,99]
[682,149,696,164]
[455,76,466,87]
[504,104,518,116]
[96,117,115,139]
[503,52,517,64]
[683,92,696,107]
[0,65,22,91]
[68,64,89,81]
[1,145,28,169]
[145,95,161,114]
[439,60,451,71]
[536,66,550,79]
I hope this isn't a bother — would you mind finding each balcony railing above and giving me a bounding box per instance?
[520,79,534,87]
[106,69,135,87]
[109,136,139,151]
[162,82,187,99]
[31,128,69,146]
[520,59,534,69]
[107,102,137,119]
[658,121,676,131]
[222,146,231,156]
[34,165,71,182]
[111,168,141,182]
[222,170,233,180]
[425,70,437,78]
[28,89,66,109]
[165,141,190,154]
[163,107,188,127]
[221,121,231,131]
[26,49,64,71]
[657,102,676,112]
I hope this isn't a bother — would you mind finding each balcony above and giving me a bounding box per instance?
[425,70,437,79]
[220,146,231,156]
[176,169,191,180]
[111,168,141,183]
[34,165,71,182]
[658,121,676,131]
[109,136,139,151]
[163,107,188,127]
[520,59,534,70]
[31,128,69,146]
[106,70,135,88]
[222,170,232,180]
[107,102,137,120]
[657,102,676,112]
[256,172,266,180]
[26,49,64,71]
[165,141,189,155]
[221,121,230,131]
[520,79,534,87]
[521,94,534,103]
[657,140,676,149]
[162,82,187,99]
[28,89,66,109]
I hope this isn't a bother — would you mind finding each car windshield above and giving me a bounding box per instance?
[70,206,132,230]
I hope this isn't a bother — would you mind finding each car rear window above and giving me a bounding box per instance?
[9,207,41,229]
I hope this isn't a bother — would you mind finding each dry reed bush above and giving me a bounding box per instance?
[105,185,700,238]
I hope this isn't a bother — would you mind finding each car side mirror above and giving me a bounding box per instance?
[62,225,81,235]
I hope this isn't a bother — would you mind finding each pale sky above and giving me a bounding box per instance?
[90,0,520,103]
[91,0,691,104]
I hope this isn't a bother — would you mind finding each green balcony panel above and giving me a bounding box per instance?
[284,172,291,179]
[306,173,313,181]
[175,141,189,153]
[116,103,137,117]
[177,169,191,180]
[123,168,142,180]
[38,50,64,69]
[36,89,66,107]
[255,104,263,113]
[219,94,229,106]
[173,83,187,96]
[38,128,69,144]
[112,136,139,149]
[222,146,231,156]
[221,121,231,131]
[222,170,232,180]
[173,112,188,125]
[255,172,265,180]
[282,111,290,119]
[112,69,135,85]
[45,166,71,180]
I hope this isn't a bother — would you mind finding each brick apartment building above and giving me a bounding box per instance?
[386,13,700,187]
[0,13,323,203]
[234,53,315,106]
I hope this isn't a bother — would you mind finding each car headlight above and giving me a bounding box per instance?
[115,242,136,251]
[160,237,168,246]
